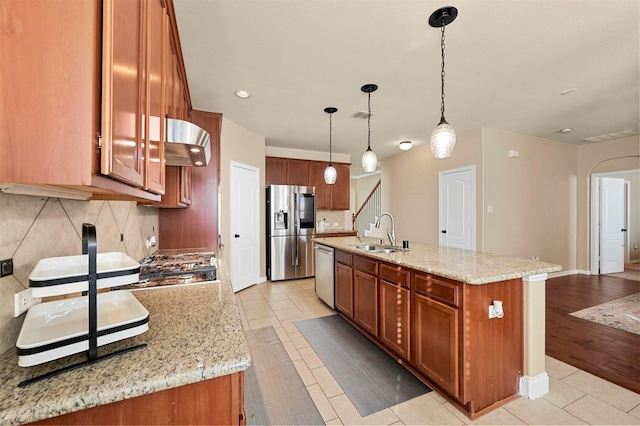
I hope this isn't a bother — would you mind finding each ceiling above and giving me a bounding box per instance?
[173,0,640,175]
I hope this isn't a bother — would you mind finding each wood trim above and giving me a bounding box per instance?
[32,372,244,425]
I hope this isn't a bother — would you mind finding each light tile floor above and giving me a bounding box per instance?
[236,278,640,425]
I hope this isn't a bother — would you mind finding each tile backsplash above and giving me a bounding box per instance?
[0,193,158,355]
[316,210,352,231]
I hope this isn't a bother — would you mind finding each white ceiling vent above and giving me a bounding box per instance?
[582,129,639,143]
[352,110,375,119]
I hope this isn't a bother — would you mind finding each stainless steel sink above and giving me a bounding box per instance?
[369,248,400,253]
[352,244,404,253]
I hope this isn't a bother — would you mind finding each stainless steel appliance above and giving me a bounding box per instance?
[113,252,218,290]
[314,243,335,308]
[266,185,315,281]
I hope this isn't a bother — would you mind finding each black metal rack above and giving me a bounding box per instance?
[18,224,147,387]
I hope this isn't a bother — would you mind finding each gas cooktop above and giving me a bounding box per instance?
[113,252,218,290]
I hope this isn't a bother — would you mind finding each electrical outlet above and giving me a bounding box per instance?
[1,258,13,277]
[14,288,41,317]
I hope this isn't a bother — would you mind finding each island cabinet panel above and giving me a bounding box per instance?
[459,279,524,413]
[33,372,246,425]
[335,261,354,319]
[413,292,460,397]
[379,279,410,359]
[353,268,379,336]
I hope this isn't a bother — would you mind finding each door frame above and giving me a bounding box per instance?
[590,171,633,274]
[229,161,260,292]
[438,165,476,250]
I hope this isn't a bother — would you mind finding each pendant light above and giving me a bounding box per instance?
[323,107,338,185]
[361,84,378,173]
[429,6,458,159]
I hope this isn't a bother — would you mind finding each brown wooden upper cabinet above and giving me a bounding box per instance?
[266,157,350,210]
[0,0,190,202]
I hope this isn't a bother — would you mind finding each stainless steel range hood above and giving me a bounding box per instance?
[165,118,211,167]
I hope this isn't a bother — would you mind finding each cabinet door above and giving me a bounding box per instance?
[266,157,286,186]
[379,279,410,359]
[335,262,353,319]
[308,161,330,210]
[414,293,459,397]
[144,0,166,194]
[331,163,351,210]
[101,0,145,187]
[354,269,378,336]
[286,159,309,185]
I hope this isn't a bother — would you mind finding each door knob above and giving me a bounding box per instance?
[234,234,240,238]
[441,230,447,234]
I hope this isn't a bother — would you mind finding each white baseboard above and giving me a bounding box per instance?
[548,269,590,278]
[520,372,549,399]
[258,275,267,284]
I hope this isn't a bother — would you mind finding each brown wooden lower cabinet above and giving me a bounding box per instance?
[353,269,378,336]
[413,292,459,397]
[32,372,245,425]
[333,249,524,419]
[335,261,354,319]
[379,279,410,360]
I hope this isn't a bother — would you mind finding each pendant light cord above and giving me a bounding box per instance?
[367,92,372,150]
[440,18,446,121]
[328,112,333,165]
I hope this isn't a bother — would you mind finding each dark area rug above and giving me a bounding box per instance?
[244,326,324,425]
[295,314,431,417]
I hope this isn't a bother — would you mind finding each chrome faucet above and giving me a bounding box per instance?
[375,213,396,247]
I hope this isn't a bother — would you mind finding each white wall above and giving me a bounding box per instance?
[220,118,267,278]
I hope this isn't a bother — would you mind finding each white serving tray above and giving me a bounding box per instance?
[29,252,140,297]
[16,290,149,367]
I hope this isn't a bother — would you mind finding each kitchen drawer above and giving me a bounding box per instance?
[379,262,410,289]
[353,255,378,275]
[335,250,353,266]
[413,272,460,307]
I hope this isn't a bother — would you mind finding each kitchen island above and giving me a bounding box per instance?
[314,236,562,419]
[0,261,250,425]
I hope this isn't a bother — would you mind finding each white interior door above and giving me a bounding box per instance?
[439,166,476,250]
[230,162,259,292]
[600,177,625,274]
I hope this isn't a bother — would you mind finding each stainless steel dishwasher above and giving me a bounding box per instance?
[314,243,335,308]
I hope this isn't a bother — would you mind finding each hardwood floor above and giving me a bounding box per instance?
[546,273,640,394]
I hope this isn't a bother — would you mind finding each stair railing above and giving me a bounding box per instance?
[352,179,381,236]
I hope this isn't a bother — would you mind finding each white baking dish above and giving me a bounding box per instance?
[29,252,140,297]
[16,290,149,367]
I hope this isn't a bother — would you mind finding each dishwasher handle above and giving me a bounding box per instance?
[314,245,334,254]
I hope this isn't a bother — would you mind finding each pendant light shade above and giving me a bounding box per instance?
[361,148,377,173]
[429,6,458,159]
[323,107,338,185]
[361,84,378,173]
[324,164,337,184]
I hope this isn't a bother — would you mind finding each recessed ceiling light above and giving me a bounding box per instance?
[235,90,250,99]
[560,88,577,95]
[560,128,572,133]
[398,140,412,151]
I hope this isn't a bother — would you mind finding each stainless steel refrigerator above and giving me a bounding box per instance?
[266,185,315,281]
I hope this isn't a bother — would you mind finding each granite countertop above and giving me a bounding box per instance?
[0,260,250,425]
[314,236,562,284]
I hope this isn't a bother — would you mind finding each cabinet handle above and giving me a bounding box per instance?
[234,234,240,238]
[441,230,447,234]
